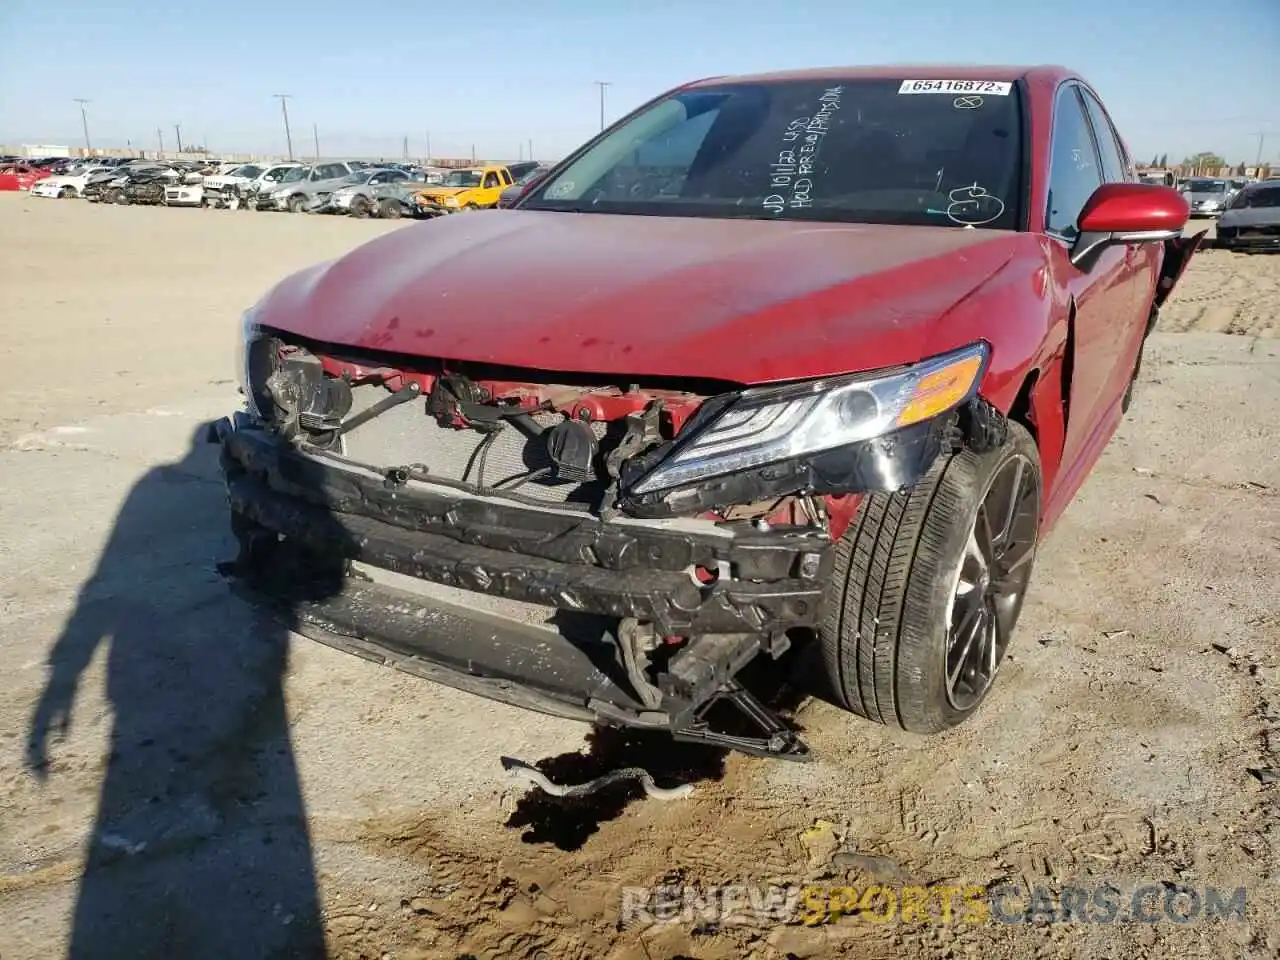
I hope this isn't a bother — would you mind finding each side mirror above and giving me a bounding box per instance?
[1070,183,1190,269]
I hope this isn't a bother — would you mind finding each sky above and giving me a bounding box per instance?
[1,0,1277,164]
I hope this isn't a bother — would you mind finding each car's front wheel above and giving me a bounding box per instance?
[819,419,1041,733]
[287,194,307,213]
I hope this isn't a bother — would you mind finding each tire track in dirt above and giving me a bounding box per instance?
[1158,248,1278,338]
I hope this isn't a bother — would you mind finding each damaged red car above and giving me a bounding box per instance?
[213,65,1200,760]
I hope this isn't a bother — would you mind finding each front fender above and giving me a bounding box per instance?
[1154,231,1207,310]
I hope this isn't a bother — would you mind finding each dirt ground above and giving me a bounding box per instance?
[0,196,1277,960]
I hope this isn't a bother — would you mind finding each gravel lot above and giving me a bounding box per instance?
[0,196,1277,960]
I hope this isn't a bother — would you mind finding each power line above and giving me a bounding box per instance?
[273,94,294,160]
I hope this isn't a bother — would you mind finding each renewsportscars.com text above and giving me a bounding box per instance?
[620,882,1248,926]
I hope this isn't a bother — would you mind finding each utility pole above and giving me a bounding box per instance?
[594,81,611,131]
[1254,132,1266,168]
[528,138,533,161]
[471,144,476,163]
[73,99,92,154]
[425,131,431,164]
[312,123,320,159]
[157,127,165,156]
[273,94,294,160]
[403,135,409,161]
[175,123,183,153]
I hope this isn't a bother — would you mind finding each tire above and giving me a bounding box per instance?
[377,198,403,219]
[820,420,1042,733]
[287,194,307,213]
[460,203,477,212]
[349,196,372,218]
[58,186,75,199]
[107,188,126,205]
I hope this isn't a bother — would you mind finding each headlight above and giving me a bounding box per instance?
[630,342,989,495]
[237,307,267,418]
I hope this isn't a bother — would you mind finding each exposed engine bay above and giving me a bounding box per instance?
[221,331,965,759]
[246,335,853,529]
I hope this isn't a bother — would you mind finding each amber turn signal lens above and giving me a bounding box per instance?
[896,353,984,427]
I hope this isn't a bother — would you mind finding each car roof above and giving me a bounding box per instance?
[684,64,1075,88]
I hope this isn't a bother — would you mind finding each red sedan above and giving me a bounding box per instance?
[0,163,54,191]
[213,65,1200,760]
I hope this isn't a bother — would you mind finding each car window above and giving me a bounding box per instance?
[483,171,500,188]
[388,170,407,182]
[524,77,1024,229]
[500,169,512,185]
[1079,91,1127,184]
[1185,179,1227,193]
[1045,86,1102,240]
[1231,185,1280,209]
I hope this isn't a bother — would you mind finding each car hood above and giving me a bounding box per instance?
[418,185,472,198]
[256,211,1021,384]
[1219,207,1280,227]
[269,176,349,194]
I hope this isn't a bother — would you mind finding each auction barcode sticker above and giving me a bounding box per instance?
[898,80,1012,95]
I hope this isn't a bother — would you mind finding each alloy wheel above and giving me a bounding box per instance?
[944,453,1041,710]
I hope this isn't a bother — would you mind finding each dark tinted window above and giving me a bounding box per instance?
[525,78,1023,229]
[1045,87,1102,239]
[1080,91,1127,183]
[1231,186,1280,209]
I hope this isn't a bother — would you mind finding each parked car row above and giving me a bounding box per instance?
[1179,176,1252,218]
[21,155,551,220]
[1214,180,1280,253]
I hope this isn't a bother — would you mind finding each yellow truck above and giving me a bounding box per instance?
[412,164,513,216]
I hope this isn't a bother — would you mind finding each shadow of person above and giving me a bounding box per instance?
[25,422,325,960]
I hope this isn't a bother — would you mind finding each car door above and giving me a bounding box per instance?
[479,169,501,204]
[1078,88,1153,393]
[1043,83,1133,474]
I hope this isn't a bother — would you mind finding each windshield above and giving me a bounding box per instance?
[441,170,484,187]
[1185,179,1227,193]
[524,78,1024,228]
[517,166,548,185]
[279,167,309,183]
[341,172,368,184]
[1229,186,1280,209]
